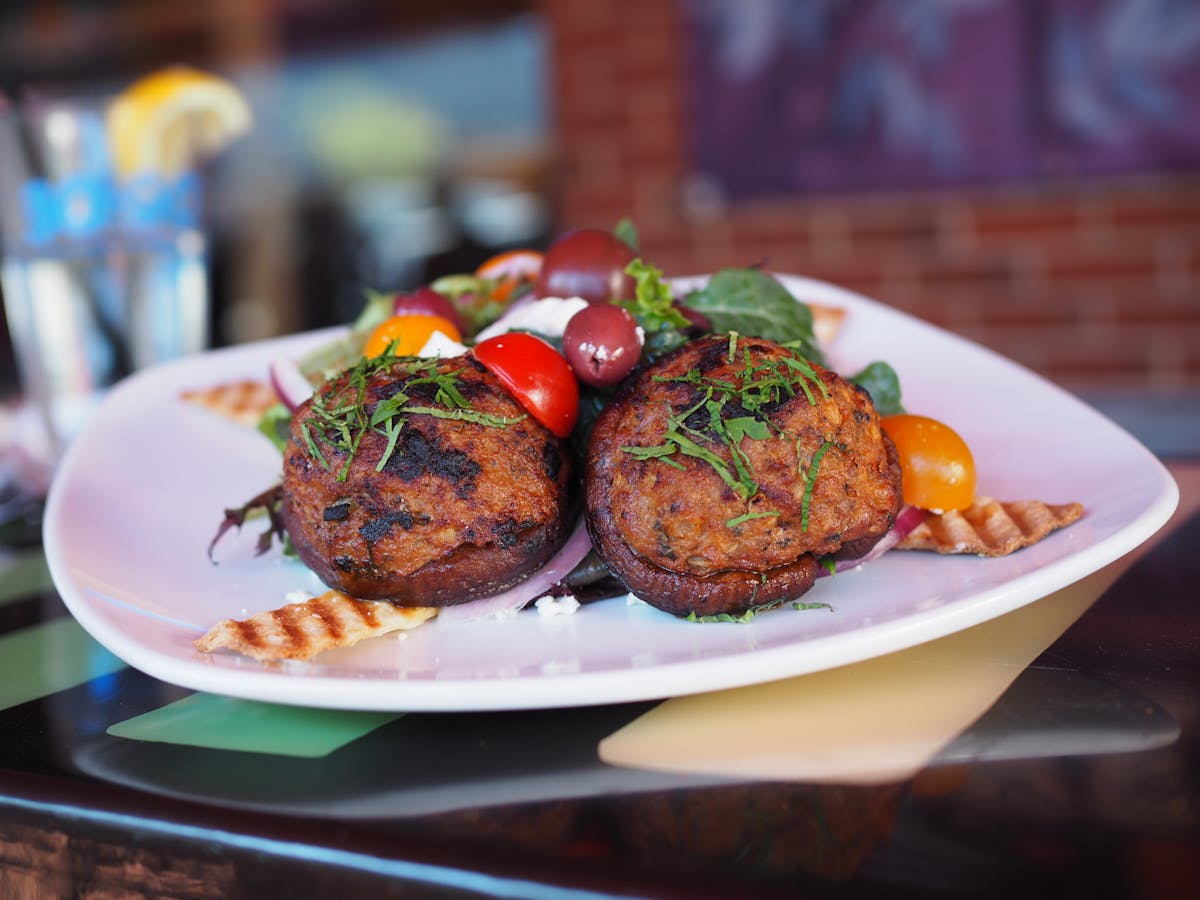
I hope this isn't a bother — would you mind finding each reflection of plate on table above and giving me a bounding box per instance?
[71,701,731,820]
[67,668,1178,821]
[44,276,1179,712]
[935,667,1180,764]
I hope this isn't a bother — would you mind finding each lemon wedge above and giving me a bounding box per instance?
[107,66,252,178]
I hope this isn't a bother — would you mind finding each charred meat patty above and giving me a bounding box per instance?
[585,335,902,617]
[282,354,576,605]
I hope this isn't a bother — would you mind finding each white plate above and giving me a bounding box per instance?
[44,276,1179,712]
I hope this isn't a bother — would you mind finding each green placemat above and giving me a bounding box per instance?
[0,549,54,607]
[0,617,127,711]
[108,693,400,758]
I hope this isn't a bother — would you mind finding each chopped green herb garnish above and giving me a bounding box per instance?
[793,600,833,612]
[302,353,521,481]
[800,440,839,531]
[621,337,834,527]
[726,509,780,529]
[686,597,785,623]
[687,609,758,624]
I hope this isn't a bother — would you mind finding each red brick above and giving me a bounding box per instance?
[844,204,941,244]
[557,51,621,102]
[790,260,889,295]
[1041,252,1158,281]
[1108,188,1200,228]
[556,77,624,128]
[1111,300,1200,327]
[975,294,1084,330]
[544,0,621,33]
[643,248,697,276]
[619,29,682,82]
[559,177,636,226]
[624,121,684,168]
[631,170,684,224]
[917,257,1018,285]
[621,81,681,124]
[614,0,681,35]
[968,199,1087,237]
[638,223,696,260]
[724,203,813,242]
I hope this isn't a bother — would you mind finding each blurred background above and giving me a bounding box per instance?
[1,0,1197,452]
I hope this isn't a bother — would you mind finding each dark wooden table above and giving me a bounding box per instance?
[1,464,1196,900]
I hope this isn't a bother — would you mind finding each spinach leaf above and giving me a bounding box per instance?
[684,268,824,364]
[849,361,904,416]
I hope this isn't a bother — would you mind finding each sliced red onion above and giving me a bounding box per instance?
[820,505,926,577]
[438,517,593,624]
[269,356,314,411]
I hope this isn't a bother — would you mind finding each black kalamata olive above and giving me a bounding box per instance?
[563,304,643,387]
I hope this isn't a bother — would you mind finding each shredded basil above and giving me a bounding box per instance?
[800,440,839,532]
[621,337,832,523]
[303,353,520,481]
[726,509,780,529]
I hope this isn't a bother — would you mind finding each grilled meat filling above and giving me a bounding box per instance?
[585,336,902,617]
[282,354,576,605]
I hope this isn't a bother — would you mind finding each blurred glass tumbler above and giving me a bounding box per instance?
[0,99,209,457]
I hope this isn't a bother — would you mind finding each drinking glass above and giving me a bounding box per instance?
[0,94,209,463]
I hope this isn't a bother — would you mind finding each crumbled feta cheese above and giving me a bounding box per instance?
[535,593,580,616]
[475,296,590,342]
[418,330,469,358]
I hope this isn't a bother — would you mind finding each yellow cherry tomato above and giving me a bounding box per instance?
[363,313,462,358]
[880,414,977,513]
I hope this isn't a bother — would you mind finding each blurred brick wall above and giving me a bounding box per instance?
[540,0,1200,397]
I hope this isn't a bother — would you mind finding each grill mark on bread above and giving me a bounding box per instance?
[181,380,277,427]
[311,598,345,640]
[896,497,1084,557]
[195,590,438,661]
[234,618,261,646]
[274,603,307,646]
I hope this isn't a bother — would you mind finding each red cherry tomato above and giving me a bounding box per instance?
[472,333,579,438]
[534,228,636,303]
